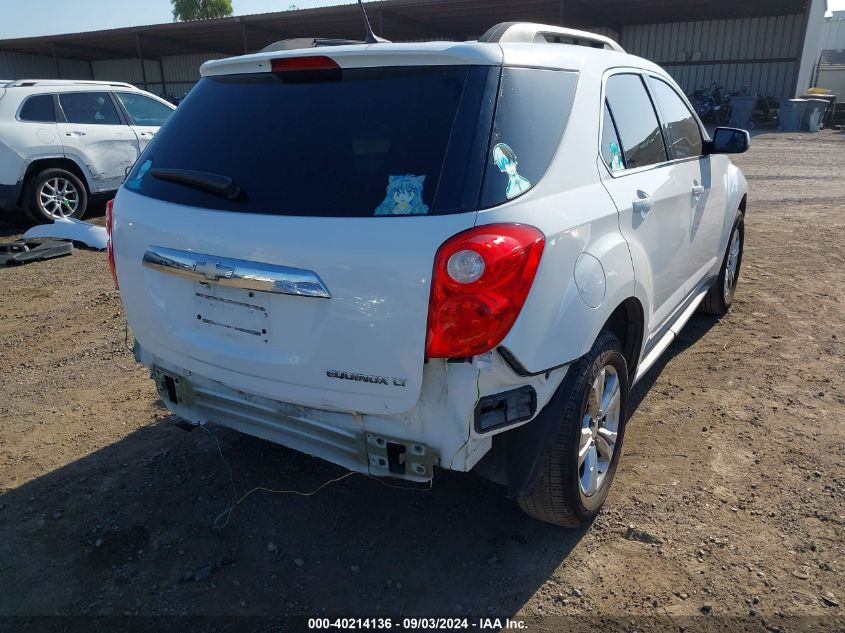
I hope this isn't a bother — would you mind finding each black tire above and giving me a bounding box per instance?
[23,168,88,224]
[517,331,629,528]
[699,212,744,316]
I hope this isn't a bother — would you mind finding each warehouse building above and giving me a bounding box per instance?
[0,0,838,103]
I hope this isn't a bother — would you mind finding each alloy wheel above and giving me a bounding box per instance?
[724,228,741,299]
[38,177,80,219]
[579,365,621,496]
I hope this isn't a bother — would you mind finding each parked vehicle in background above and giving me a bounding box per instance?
[0,80,175,223]
[111,22,750,528]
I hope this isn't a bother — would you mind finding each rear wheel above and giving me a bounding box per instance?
[699,213,744,315]
[23,168,88,224]
[517,331,629,528]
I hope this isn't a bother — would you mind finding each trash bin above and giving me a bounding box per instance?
[800,93,837,126]
[728,96,757,128]
[802,98,829,132]
[779,99,806,132]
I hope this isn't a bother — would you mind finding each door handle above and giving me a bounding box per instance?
[140,132,155,138]
[691,185,706,198]
[64,131,86,137]
[632,195,653,218]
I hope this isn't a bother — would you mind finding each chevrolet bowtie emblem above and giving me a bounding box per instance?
[194,261,235,281]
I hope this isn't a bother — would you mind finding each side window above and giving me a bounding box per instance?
[648,77,703,160]
[116,93,173,127]
[600,102,625,172]
[479,68,578,207]
[19,94,56,123]
[604,74,667,169]
[58,92,121,125]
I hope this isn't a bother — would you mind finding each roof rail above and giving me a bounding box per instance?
[479,22,624,52]
[6,79,137,89]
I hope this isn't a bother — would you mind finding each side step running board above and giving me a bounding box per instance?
[633,288,708,385]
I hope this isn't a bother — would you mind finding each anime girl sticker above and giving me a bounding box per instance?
[374,174,429,216]
[492,143,531,199]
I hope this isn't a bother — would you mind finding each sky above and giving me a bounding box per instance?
[1,0,844,39]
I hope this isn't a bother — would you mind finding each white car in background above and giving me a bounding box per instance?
[111,23,749,527]
[0,79,175,223]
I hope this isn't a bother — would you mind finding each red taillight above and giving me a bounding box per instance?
[425,224,545,359]
[271,56,340,72]
[106,198,118,290]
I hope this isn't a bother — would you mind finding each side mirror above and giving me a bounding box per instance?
[705,127,750,155]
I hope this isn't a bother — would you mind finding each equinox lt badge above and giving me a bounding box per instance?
[327,370,407,387]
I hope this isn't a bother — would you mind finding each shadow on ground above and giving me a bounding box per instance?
[0,414,585,618]
[629,312,721,416]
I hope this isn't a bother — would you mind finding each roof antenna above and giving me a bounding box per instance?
[357,0,389,44]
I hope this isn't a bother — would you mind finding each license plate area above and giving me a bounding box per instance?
[193,282,271,342]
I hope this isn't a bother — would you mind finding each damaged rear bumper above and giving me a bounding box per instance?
[134,341,569,484]
[140,349,439,482]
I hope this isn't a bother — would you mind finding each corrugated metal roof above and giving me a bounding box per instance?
[819,49,845,71]
[0,0,809,61]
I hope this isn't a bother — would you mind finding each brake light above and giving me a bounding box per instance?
[271,56,340,72]
[426,224,545,359]
[106,198,118,290]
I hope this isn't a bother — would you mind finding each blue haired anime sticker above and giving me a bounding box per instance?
[124,159,151,192]
[492,143,531,199]
[374,174,429,216]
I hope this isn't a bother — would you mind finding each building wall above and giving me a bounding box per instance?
[621,14,806,99]
[1,15,821,102]
[91,53,224,98]
[0,50,91,80]
[819,17,845,49]
[809,17,845,90]
[796,0,827,95]
[161,53,225,97]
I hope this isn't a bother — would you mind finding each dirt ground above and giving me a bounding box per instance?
[0,131,843,632]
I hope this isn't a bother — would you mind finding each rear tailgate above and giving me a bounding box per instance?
[114,56,498,415]
[114,191,474,414]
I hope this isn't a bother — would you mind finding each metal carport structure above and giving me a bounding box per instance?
[0,0,816,99]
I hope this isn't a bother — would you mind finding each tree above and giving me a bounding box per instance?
[171,0,233,21]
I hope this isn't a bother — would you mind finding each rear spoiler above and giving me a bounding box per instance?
[261,38,369,52]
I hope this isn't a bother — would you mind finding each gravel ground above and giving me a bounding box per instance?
[0,130,843,632]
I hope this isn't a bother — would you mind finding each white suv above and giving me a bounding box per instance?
[111,23,749,527]
[0,79,175,223]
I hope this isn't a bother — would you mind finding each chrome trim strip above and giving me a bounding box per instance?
[142,246,331,298]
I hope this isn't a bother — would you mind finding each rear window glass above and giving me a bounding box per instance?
[19,94,55,122]
[125,65,498,217]
[480,68,578,207]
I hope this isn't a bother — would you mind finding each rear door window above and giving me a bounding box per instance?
[480,68,578,207]
[124,65,498,217]
[58,92,122,125]
[116,92,174,126]
[19,94,56,122]
[647,77,703,160]
[605,74,667,169]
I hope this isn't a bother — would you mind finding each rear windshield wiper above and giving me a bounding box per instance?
[149,168,242,200]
